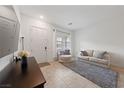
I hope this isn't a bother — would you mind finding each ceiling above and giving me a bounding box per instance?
[18,5,124,31]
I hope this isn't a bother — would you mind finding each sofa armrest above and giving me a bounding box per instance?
[103,52,111,67]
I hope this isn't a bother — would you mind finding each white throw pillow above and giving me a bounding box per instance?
[93,50,106,59]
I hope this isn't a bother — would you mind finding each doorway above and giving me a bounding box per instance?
[30,26,48,63]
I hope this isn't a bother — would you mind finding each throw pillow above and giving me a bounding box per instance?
[93,50,106,59]
[86,50,94,56]
[64,50,70,55]
[80,51,88,56]
[80,52,83,56]
[59,51,65,55]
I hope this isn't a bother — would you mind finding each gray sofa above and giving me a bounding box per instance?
[78,50,110,67]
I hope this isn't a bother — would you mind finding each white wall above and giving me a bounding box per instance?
[0,5,73,69]
[20,14,73,62]
[20,14,56,62]
[74,15,124,67]
[0,6,21,71]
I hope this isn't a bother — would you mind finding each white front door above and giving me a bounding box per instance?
[30,26,48,63]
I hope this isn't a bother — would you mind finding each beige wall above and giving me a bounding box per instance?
[74,15,124,67]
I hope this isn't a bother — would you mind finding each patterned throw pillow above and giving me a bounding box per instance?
[80,51,88,56]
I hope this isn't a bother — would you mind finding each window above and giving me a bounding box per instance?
[65,37,71,49]
[57,37,62,41]
[56,37,63,50]
[56,35,71,51]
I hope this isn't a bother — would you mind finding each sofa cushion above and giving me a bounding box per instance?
[86,50,93,56]
[89,57,108,65]
[93,50,106,59]
[78,56,89,61]
[80,51,88,56]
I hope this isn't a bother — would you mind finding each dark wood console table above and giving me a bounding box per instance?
[0,57,46,88]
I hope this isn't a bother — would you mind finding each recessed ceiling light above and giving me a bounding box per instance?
[68,22,72,26]
[40,15,44,19]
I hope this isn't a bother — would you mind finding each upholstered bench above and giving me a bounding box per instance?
[59,55,73,62]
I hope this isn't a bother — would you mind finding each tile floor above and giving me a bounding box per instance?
[40,62,124,88]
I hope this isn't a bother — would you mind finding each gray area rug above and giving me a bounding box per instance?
[60,61,118,88]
